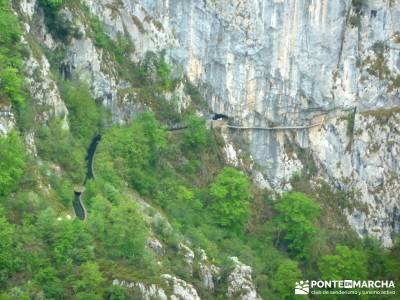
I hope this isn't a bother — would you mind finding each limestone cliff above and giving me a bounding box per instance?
[4,0,400,267]
[75,0,400,247]
[129,0,400,246]
[1,0,399,298]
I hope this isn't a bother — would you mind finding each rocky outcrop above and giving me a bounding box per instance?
[113,274,200,300]
[114,275,201,300]
[24,54,69,126]
[0,107,15,136]
[197,249,220,291]
[179,243,195,275]
[62,35,139,124]
[310,108,400,246]
[112,245,221,299]
[227,257,261,300]
[20,0,69,127]
[113,279,168,300]
[177,243,220,292]
[147,238,164,255]
[162,274,200,300]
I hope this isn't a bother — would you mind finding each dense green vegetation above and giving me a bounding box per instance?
[209,167,250,234]
[90,111,400,299]
[352,0,367,12]
[95,112,167,195]
[272,259,302,299]
[183,114,209,150]
[39,0,64,8]
[1,3,399,299]
[274,192,320,260]
[0,132,26,195]
[0,0,25,109]
[0,208,18,285]
[319,245,367,280]
[38,0,82,43]
[35,81,108,183]
[349,0,367,27]
[61,81,107,140]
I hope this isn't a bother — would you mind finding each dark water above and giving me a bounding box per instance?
[85,134,101,182]
[72,134,101,220]
[73,191,86,220]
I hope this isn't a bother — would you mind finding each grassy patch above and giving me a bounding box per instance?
[361,107,400,123]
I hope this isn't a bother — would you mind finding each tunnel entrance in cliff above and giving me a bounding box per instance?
[212,113,230,121]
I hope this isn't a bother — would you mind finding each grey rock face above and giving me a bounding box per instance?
[0,107,15,136]
[179,243,195,275]
[162,274,201,300]
[197,249,220,291]
[63,35,144,124]
[227,257,261,300]
[121,0,400,245]
[24,54,69,126]
[310,109,400,247]
[0,0,68,136]
[113,279,168,300]
[19,0,68,127]
[3,0,397,247]
[147,238,165,255]
[114,275,201,300]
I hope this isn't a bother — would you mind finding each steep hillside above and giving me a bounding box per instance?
[0,0,399,299]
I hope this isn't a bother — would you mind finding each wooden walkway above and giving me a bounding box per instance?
[227,121,323,131]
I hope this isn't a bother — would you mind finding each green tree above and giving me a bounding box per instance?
[0,0,25,108]
[272,259,302,299]
[274,192,320,260]
[362,238,389,279]
[96,112,166,195]
[183,115,208,150]
[36,119,85,180]
[75,262,105,294]
[154,56,173,91]
[0,0,23,62]
[33,266,64,299]
[386,237,400,282]
[137,112,167,164]
[89,197,148,263]
[0,10,21,48]
[0,132,26,196]
[352,0,366,11]
[106,201,148,261]
[209,167,251,233]
[318,245,367,280]
[154,178,203,231]
[61,81,105,141]
[38,0,63,9]
[35,209,94,267]
[0,288,29,300]
[105,285,128,300]
[75,292,102,300]
[0,66,25,106]
[0,208,17,284]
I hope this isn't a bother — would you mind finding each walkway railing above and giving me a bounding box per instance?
[227,122,323,130]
